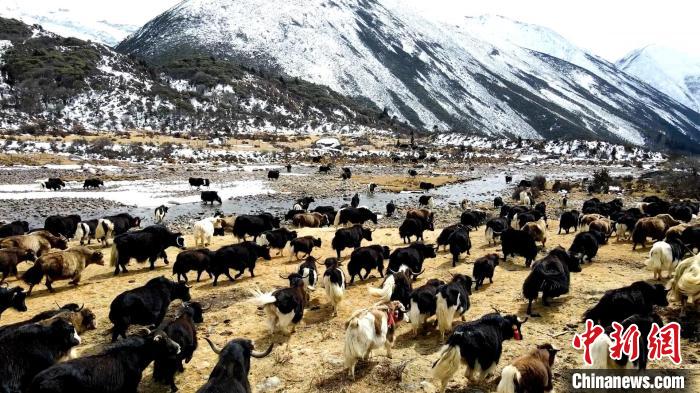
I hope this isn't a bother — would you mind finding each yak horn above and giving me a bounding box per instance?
[411,267,426,276]
[54,301,62,309]
[251,343,274,358]
[77,303,84,311]
[387,268,397,274]
[204,337,223,355]
[201,303,212,311]
[491,306,503,314]
[517,316,529,324]
[279,273,291,279]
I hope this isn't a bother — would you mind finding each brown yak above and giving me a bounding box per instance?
[0,230,67,256]
[0,248,36,284]
[23,246,104,295]
[292,212,328,228]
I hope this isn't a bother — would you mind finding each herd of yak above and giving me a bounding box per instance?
[0,172,699,393]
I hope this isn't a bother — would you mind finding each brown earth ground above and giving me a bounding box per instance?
[1,207,699,393]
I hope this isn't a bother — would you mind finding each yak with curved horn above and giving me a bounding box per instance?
[198,338,273,393]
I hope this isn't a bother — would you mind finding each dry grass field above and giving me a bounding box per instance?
[2,207,698,393]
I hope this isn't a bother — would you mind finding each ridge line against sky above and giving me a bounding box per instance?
[1,0,699,61]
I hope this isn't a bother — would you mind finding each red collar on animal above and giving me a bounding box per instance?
[387,310,396,328]
[512,325,522,341]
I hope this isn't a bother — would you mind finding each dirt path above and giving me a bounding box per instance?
[1,217,698,393]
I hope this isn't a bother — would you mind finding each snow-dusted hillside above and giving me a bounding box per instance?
[117,0,700,151]
[617,45,700,113]
[0,17,399,135]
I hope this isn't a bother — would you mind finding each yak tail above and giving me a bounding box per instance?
[109,243,118,267]
[333,209,342,227]
[496,365,521,393]
[436,292,456,337]
[589,333,613,369]
[409,299,422,331]
[22,263,44,285]
[645,243,668,272]
[248,288,276,307]
[367,276,394,301]
[431,345,461,393]
[73,224,85,242]
[256,234,269,247]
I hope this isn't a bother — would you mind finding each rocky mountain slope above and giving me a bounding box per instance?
[116,0,700,151]
[0,16,401,135]
[617,45,700,113]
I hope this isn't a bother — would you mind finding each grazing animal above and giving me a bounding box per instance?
[95,213,141,246]
[493,196,504,208]
[294,196,315,210]
[82,178,104,189]
[485,217,509,246]
[461,210,487,230]
[348,245,390,284]
[523,247,581,316]
[501,228,538,267]
[153,302,207,392]
[73,219,98,245]
[43,178,66,191]
[681,226,700,253]
[0,286,27,319]
[334,207,378,227]
[257,227,298,255]
[332,225,372,259]
[311,205,336,224]
[522,217,547,247]
[23,247,104,295]
[558,210,579,234]
[646,239,686,279]
[209,242,271,285]
[664,223,690,242]
[437,224,467,250]
[632,217,671,249]
[0,230,68,256]
[368,183,377,194]
[386,242,436,279]
[173,248,215,283]
[44,214,82,239]
[109,276,191,342]
[519,191,531,207]
[386,200,396,217]
[298,256,319,291]
[399,217,429,243]
[582,281,669,327]
[189,177,210,188]
[368,268,414,307]
[505,175,512,183]
[286,163,292,172]
[472,253,500,290]
[344,301,407,379]
[0,247,36,284]
[669,204,693,222]
[196,338,273,393]
[0,303,96,337]
[569,230,605,263]
[580,214,604,232]
[155,205,169,224]
[419,182,435,191]
[284,209,307,221]
[267,170,279,180]
[447,226,471,266]
[249,273,308,335]
[322,258,346,316]
[0,318,81,392]
[436,274,473,338]
[194,217,224,247]
[29,329,181,393]
[419,195,434,208]
[409,169,418,177]
[668,255,700,316]
[292,212,328,228]
[110,225,185,275]
[589,218,614,241]
[288,235,322,261]
[201,191,222,205]
[350,193,360,208]
[0,220,29,238]
[319,165,332,174]
[497,344,559,393]
[232,213,281,241]
[406,208,435,231]
[431,312,526,393]
[409,279,446,335]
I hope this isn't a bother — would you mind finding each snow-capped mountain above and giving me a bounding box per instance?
[116,0,700,151]
[0,1,139,46]
[617,45,700,113]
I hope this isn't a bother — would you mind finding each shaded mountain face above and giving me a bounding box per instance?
[617,45,700,114]
[115,0,700,151]
[0,16,400,135]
